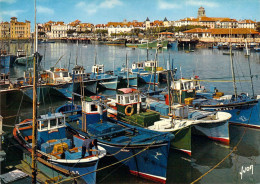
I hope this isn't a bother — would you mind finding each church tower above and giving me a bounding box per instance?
[197,7,206,18]
[145,17,150,30]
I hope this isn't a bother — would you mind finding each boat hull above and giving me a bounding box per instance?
[98,77,118,90]
[85,136,170,184]
[172,126,192,156]
[68,122,172,184]
[192,119,230,145]
[200,100,260,129]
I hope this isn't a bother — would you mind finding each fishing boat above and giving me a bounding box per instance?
[13,5,106,183]
[254,46,260,52]
[108,88,231,156]
[63,96,173,184]
[15,67,51,104]
[13,112,106,183]
[104,38,126,46]
[90,64,119,90]
[40,67,74,100]
[131,60,167,85]
[172,77,260,129]
[126,40,168,49]
[72,64,98,95]
[14,53,43,66]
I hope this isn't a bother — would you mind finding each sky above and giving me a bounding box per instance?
[0,0,259,27]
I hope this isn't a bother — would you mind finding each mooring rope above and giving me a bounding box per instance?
[54,141,156,184]
[190,104,254,184]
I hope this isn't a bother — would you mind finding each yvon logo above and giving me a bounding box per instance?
[239,165,253,180]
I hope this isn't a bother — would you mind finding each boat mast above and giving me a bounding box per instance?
[153,48,158,91]
[229,29,237,100]
[32,0,38,183]
[126,53,129,88]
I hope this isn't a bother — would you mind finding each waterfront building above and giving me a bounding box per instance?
[107,19,145,36]
[238,19,256,29]
[50,21,68,39]
[6,17,31,39]
[174,7,256,30]
[0,22,10,39]
[183,28,259,41]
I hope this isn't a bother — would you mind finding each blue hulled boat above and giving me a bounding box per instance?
[40,67,74,100]
[90,64,119,90]
[13,112,106,184]
[114,67,138,87]
[172,78,260,129]
[72,65,98,95]
[63,96,173,183]
[131,61,167,85]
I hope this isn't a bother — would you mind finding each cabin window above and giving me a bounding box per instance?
[130,95,134,101]
[58,117,65,126]
[54,72,60,78]
[125,96,130,104]
[41,121,48,129]
[62,72,68,77]
[181,83,184,90]
[91,104,98,112]
[135,95,138,102]
[117,96,120,103]
[50,119,57,128]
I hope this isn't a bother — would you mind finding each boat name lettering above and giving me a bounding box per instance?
[48,129,58,133]
[240,165,253,179]
[238,116,248,122]
[121,148,130,152]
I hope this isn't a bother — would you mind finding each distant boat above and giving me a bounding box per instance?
[223,52,234,55]
[104,38,126,46]
[39,39,55,43]
[14,54,43,66]
[126,40,168,49]
[254,46,260,52]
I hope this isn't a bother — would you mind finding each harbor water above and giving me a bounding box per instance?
[1,42,260,183]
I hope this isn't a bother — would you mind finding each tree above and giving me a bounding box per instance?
[256,22,260,32]
[66,29,76,34]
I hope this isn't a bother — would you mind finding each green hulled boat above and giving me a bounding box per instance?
[126,40,168,48]
[15,54,43,66]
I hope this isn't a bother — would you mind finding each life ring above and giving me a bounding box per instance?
[125,105,134,116]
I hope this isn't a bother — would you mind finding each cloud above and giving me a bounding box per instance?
[187,0,219,8]
[37,6,54,15]
[1,10,25,17]
[158,0,181,9]
[100,0,122,8]
[76,0,123,15]
[0,0,16,3]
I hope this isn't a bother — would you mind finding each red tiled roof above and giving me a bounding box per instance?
[210,28,258,34]
[183,28,211,33]
[238,19,256,24]
[220,18,237,22]
[184,28,259,35]
[159,32,174,35]
[107,21,144,28]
